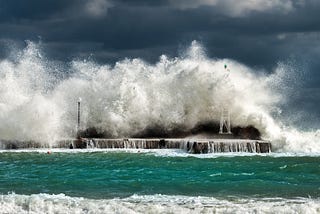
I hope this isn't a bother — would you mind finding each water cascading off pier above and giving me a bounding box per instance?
[1,138,270,153]
[64,138,272,153]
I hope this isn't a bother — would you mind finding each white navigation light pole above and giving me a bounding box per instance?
[77,97,81,134]
[219,64,232,134]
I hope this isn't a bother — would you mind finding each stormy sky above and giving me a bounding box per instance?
[0,0,319,129]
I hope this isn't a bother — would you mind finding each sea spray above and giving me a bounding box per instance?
[0,40,319,152]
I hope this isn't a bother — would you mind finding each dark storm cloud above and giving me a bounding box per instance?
[2,0,319,65]
[0,0,319,128]
[0,0,74,20]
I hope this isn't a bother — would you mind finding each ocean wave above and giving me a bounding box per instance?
[0,193,319,214]
[0,41,319,153]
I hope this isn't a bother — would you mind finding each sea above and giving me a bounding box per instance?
[1,41,320,213]
[0,149,319,213]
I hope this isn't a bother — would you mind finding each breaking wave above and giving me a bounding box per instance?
[1,193,319,214]
[0,40,319,152]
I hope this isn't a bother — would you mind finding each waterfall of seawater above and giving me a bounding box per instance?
[64,139,270,153]
[208,141,257,153]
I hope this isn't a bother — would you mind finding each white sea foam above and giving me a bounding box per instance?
[0,41,319,153]
[0,193,319,214]
[1,148,320,158]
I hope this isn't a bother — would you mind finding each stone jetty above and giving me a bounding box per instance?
[0,138,271,153]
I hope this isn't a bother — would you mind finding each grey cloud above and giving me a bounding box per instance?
[168,0,296,17]
[85,0,113,18]
[0,0,319,66]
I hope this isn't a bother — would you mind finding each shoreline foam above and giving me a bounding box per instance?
[1,193,319,214]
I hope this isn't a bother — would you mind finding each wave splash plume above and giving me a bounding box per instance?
[0,41,319,152]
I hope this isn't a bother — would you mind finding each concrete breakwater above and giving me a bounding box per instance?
[1,138,271,153]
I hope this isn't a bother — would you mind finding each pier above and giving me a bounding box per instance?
[0,138,271,153]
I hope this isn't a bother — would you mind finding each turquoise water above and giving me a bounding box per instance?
[1,151,319,200]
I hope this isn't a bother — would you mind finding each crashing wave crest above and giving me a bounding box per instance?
[0,41,319,152]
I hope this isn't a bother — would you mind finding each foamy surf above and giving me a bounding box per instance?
[0,148,320,158]
[0,193,319,214]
